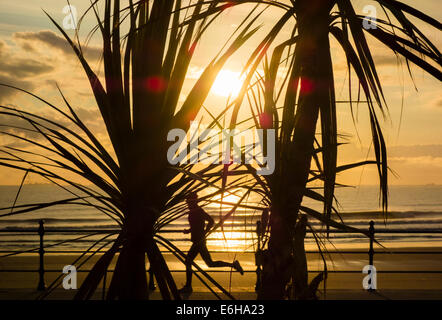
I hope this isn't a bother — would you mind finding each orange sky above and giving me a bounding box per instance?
[0,1,441,186]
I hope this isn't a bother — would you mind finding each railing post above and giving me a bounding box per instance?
[368,220,375,266]
[101,268,107,300]
[37,220,46,291]
[255,220,262,292]
[148,266,156,291]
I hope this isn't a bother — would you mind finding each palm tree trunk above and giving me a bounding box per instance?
[292,215,308,299]
[105,203,179,300]
[106,207,152,299]
[258,0,335,300]
[108,241,149,299]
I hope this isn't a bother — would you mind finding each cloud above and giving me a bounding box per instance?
[388,145,442,168]
[0,74,34,102]
[0,112,40,144]
[388,144,442,158]
[74,107,103,129]
[0,40,7,55]
[390,156,442,168]
[0,58,53,78]
[186,66,204,80]
[0,37,55,102]
[0,106,103,143]
[13,30,102,61]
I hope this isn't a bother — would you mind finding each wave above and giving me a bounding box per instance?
[0,217,113,224]
[2,212,442,230]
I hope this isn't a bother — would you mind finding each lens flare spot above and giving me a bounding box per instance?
[145,76,166,93]
[300,77,314,94]
[259,112,272,129]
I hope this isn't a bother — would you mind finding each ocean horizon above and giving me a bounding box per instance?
[1,184,442,252]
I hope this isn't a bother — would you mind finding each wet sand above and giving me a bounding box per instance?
[0,246,442,299]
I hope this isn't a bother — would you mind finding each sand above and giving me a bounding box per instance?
[0,247,441,300]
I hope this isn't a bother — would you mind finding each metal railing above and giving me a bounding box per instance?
[1,219,442,292]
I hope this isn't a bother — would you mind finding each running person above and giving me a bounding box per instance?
[179,192,244,294]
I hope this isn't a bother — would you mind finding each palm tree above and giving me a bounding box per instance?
[224,0,441,299]
[0,0,259,299]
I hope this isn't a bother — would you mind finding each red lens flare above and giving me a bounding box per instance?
[145,76,167,93]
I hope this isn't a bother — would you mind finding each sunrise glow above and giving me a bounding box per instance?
[211,70,244,97]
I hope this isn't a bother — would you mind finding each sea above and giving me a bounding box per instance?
[1,184,442,253]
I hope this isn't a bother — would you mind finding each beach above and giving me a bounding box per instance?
[1,185,442,300]
[1,185,442,299]
[1,246,442,300]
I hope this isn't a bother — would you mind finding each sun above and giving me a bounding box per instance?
[211,70,244,97]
